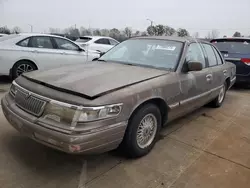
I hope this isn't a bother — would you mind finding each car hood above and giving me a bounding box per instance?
[21,62,169,99]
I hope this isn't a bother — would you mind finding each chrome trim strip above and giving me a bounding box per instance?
[231,77,236,83]
[169,102,180,109]
[225,58,241,61]
[180,85,223,105]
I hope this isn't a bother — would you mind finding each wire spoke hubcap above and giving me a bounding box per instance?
[16,64,34,76]
[218,85,226,103]
[136,114,157,149]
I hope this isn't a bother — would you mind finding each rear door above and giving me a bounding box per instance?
[211,38,250,77]
[28,36,62,70]
[202,43,226,100]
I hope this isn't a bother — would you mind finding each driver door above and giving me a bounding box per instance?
[177,42,213,115]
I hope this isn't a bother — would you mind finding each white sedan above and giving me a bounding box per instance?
[75,36,119,53]
[0,33,8,37]
[0,33,100,79]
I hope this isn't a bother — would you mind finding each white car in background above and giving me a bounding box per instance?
[75,36,119,53]
[0,33,100,79]
[0,33,8,37]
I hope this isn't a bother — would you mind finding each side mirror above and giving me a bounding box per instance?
[187,61,203,71]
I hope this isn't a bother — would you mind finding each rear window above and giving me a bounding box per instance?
[76,37,92,43]
[211,39,250,54]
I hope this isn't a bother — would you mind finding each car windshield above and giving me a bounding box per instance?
[212,39,250,54]
[99,39,183,70]
[76,37,92,43]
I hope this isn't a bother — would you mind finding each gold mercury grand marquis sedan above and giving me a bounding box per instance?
[1,36,236,158]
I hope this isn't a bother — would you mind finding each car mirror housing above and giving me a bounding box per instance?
[187,61,203,71]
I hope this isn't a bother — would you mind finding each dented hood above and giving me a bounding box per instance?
[22,62,168,99]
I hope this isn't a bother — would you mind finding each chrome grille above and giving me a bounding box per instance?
[15,89,46,116]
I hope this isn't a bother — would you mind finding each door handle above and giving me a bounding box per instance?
[206,74,212,82]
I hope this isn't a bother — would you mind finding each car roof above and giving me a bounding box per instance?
[80,36,116,40]
[131,36,210,44]
[18,33,68,39]
[211,37,250,41]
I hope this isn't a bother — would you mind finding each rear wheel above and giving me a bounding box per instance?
[121,103,161,158]
[12,61,37,79]
[209,82,227,108]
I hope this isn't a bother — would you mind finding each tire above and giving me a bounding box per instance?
[121,103,162,158]
[12,61,37,79]
[209,82,227,108]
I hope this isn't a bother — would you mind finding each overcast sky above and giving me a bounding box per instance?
[1,0,250,37]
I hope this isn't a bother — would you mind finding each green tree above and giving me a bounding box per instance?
[134,30,140,36]
[141,31,147,36]
[0,26,10,34]
[109,28,121,40]
[93,29,101,36]
[124,27,132,38]
[100,29,110,36]
[154,24,165,36]
[12,26,21,34]
[147,26,155,36]
[64,27,80,37]
[233,31,241,37]
[177,28,189,37]
[165,26,176,36]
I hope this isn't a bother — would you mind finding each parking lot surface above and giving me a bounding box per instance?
[1,78,250,188]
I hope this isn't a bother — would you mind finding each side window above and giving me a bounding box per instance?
[17,38,30,47]
[30,36,53,49]
[186,43,206,68]
[212,47,223,65]
[109,39,118,45]
[54,37,79,51]
[203,44,217,67]
[95,38,111,45]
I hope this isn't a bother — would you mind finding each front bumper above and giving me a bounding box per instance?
[1,96,127,154]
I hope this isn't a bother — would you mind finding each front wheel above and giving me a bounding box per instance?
[209,82,227,108]
[121,103,162,158]
[12,61,37,79]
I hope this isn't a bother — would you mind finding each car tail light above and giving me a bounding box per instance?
[241,58,250,66]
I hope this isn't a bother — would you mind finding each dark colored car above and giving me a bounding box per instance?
[211,37,250,84]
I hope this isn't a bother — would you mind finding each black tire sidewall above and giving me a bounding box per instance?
[123,104,162,158]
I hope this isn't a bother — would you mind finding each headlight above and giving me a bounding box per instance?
[42,102,123,125]
[10,81,17,96]
[42,101,77,125]
[78,104,123,122]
